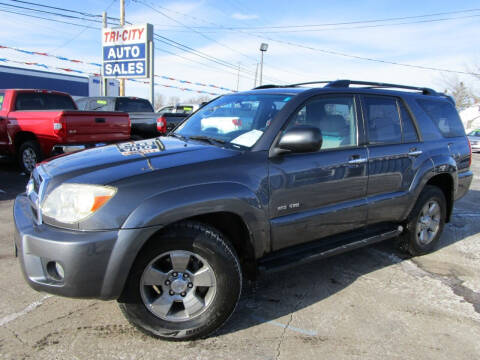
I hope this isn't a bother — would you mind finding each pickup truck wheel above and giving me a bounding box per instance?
[400,185,446,256]
[18,141,42,174]
[118,221,242,341]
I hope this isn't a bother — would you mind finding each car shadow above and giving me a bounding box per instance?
[217,189,480,338]
[0,157,28,201]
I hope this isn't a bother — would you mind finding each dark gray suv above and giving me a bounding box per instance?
[14,80,473,340]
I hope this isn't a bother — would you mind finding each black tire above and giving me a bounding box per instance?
[18,140,42,174]
[118,221,242,341]
[130,134,143,141]
[399,185,447,256]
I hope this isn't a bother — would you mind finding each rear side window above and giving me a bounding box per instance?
[0,92,4,109]
[399,102,419,142]
[363,96,401,144]
[417,99,465,137]
[115,98,153,112]
[15,93,76,110]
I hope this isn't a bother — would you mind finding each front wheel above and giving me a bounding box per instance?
[118,221,242,341]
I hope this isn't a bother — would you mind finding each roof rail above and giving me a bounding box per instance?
[325,80,437,95]
[287,81,331,87]
[253,84,283,89]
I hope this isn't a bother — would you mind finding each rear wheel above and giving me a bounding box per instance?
[118,221,242,340]
[399,185,446,256]
[18,140,42,174]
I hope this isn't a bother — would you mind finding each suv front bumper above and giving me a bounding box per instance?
[14,194,119,298]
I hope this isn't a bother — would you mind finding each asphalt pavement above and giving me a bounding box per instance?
[0,154,479,359]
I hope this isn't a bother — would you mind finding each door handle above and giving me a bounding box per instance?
[408,149,422,156]
[348,156,367,165]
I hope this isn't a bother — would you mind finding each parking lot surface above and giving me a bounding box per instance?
[0,155,479,360]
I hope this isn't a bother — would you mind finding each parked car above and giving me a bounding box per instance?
[467,129,480,152]
[156,104,200,114]
[0,89,130,173]
[158,112,190,132]
[14,80,472,341]
[156,104,202,132]
[76,96,166,139]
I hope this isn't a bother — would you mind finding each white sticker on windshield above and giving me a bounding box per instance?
[231,129,263,147]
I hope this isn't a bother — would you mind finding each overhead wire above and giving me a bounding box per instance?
[144,5,480,77]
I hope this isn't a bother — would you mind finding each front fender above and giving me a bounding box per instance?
[122,182,267,229]
[101,182,269,299]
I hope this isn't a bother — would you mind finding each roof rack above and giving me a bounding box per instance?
[324,80,437,95]
[253,80,438,95]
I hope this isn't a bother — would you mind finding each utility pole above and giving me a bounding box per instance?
[119,0,125,96]
[254,63,259,88]
[102,12,108,96]
[259,43,268,86]
[236,63,240,91]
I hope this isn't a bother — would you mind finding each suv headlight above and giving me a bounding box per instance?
[41,184,116,224]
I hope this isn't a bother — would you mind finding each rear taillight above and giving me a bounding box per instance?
[232,118,242,127]
[157,116,166,133]
[53,117,65,137]
[467,137,472,168]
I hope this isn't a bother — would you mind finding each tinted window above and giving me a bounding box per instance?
[364,96,401,144]
[115,98,153,112]
[399,102,419,142]
[468,130,480,137]
[417,99,465,137]
[175,105,194,114]
[75,98,87,110]
[287,95,357,149]
[0,92,4,109]
[15,93,76,110]
[86,99,112,111]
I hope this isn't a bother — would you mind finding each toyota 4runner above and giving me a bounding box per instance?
[13,80,473,340]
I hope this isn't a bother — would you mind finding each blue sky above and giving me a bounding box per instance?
[1,0,479,101]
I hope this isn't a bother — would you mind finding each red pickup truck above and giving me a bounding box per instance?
[0,89,130,173]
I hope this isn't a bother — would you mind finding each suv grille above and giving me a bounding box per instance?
[27,166,49,225]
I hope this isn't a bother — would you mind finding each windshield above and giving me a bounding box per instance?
[174,94,292,148]
[115,98,153,112]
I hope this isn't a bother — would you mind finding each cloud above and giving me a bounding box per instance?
[231,12,259,20]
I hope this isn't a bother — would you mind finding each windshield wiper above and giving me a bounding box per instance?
[170,133,188,141]
[188,135,226,146]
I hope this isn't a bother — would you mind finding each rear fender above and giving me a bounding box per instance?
[402,154,456,221]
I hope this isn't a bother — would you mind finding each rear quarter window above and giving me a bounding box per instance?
[0,92,4,109]
[417,99,465,137]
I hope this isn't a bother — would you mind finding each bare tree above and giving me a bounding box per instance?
[442,75,479,111]
[166,96,181,106]
[154,94,165,110]
[185,95,212,104]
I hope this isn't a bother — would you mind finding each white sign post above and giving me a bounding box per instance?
[102,23,154,102]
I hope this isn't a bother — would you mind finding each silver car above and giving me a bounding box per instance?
[468,129,480,152]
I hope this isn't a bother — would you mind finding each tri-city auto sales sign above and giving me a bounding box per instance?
[102,23,153,78]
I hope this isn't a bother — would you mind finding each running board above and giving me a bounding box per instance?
[259,226,403,274]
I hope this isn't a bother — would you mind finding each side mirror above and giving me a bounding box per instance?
[274,126,322,155]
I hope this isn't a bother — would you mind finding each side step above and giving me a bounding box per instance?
[259,226,403,274]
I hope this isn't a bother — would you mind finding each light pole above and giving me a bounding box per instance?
[259,43,268,86]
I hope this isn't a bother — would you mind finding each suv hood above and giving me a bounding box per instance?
[41,137,239,184]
